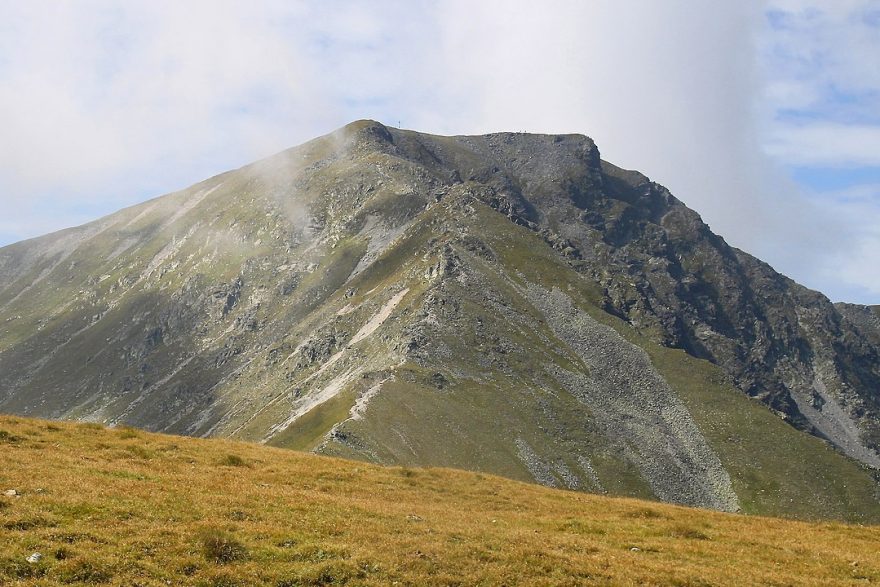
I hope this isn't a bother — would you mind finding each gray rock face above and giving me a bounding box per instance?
[522,285,740,511]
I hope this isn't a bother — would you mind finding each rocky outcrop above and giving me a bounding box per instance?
[380,127,880,468]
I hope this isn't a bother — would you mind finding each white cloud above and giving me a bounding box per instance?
[0,1,338,203]
[756,0,880,300]
[811,187,880,299]
[764,123,880,167]
[0,0,878,302]
[766,0,880,95]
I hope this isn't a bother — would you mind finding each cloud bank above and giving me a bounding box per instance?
[0,1,877,302]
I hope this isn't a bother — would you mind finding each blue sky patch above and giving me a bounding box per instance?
[791,166,880,192]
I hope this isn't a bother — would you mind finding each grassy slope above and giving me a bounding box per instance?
[322,204,880,523]
[1,415,879,587]
[473,201,880,522]
[286,197,880,522]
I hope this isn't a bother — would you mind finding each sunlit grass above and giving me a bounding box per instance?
[1,414,878,586]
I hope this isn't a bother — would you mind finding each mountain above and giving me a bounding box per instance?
[1,120,879,520]
[3,414,879,586]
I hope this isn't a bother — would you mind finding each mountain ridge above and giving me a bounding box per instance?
[1,120,879,520]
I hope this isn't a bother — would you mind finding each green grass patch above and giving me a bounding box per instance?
[199,529,249,564]
[217,454,249,468]
[269,389,358,452]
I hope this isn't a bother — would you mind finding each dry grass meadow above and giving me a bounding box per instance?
[1,414,879,586]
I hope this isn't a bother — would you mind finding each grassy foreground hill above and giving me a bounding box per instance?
[1,415,878,586]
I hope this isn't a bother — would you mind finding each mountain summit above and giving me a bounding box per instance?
[1,120,879,520]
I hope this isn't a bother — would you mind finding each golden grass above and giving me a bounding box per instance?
[1,415,878,586]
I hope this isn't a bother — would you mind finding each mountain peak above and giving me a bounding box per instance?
[339,118,393,139]
[2,123,880,521]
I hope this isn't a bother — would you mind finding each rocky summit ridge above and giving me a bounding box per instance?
[1,120,879,521]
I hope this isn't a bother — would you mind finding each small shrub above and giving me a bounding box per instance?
[107,470,146,481]
[218,454,247,467]
[227,510,252,522]
[57,560,112,584]
[623,507,664,519]
[0,429,22,443]
[0,557,47,580]
[117,426,140,439]
[200,572,243,587]
[125,445,153,459]
[4,516,55,531]
[50,532,90,544]
[54,547,71,560]
[199,529,248,564]
[78,422,105,431]
[669,524,710,540]
[557,518,606,535]
[291,544,349,563]
[298,561,363,586]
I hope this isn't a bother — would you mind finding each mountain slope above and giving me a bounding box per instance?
[0,120,879,520]
[2,415,880,586]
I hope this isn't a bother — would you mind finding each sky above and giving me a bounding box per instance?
[0,1,878,303]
